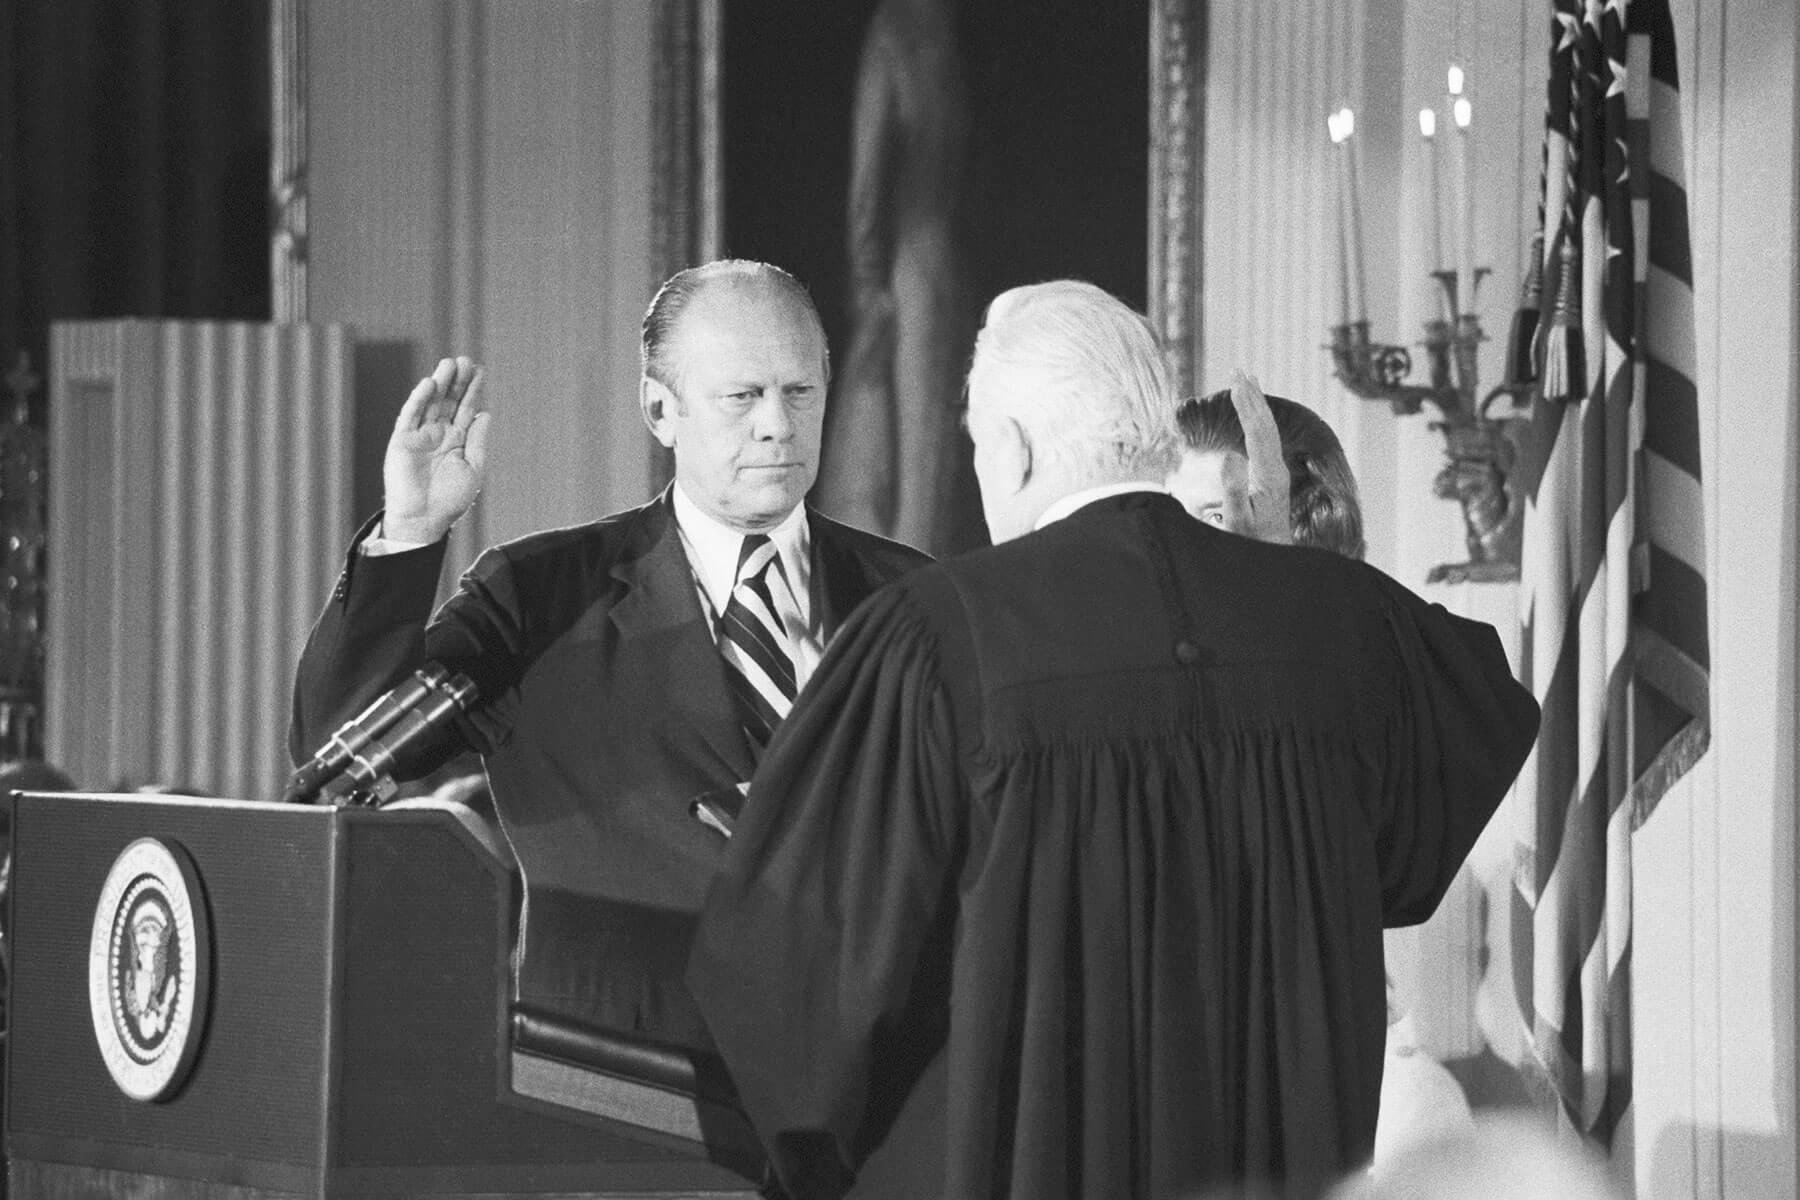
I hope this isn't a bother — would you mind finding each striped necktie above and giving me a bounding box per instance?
[717,534,797,755]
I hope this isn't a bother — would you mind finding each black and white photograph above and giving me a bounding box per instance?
[0,1,1787,1197]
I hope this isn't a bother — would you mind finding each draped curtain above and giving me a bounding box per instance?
[1,0,269,385]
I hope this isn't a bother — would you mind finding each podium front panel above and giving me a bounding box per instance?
[327,809,749,1183]
[8,794,338,1189]
[5,793,761,1197]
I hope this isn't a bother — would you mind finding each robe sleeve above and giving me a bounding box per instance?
[1374,585,1541,926]
[687,584,967,1200]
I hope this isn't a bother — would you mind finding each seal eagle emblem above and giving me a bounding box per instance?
[88,837,211,1100]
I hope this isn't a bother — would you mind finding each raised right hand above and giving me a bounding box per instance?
[382,356,492,545]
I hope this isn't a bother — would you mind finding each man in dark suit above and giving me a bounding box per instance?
[290,260,928,1051]
[687,280,1541,1198]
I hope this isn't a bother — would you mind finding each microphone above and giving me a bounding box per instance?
[321,670,479,806]
[285,663,455,804]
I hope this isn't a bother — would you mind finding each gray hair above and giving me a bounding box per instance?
[966,280,1179,478]
[641,259,828,390]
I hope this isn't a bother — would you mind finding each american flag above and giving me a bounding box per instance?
[1509,0,1711,1145]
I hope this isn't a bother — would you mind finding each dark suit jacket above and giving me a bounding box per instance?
[291,487,929,1049]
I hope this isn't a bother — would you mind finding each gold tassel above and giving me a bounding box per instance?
[1538,237,1585,403]
[1506,231,1545,384]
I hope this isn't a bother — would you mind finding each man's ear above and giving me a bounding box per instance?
[640,378,678,448]
[1001,416,1033,495]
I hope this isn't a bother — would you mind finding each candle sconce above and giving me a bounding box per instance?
[1329,271,1528,585]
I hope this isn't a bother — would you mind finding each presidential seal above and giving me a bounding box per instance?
[88,837,210,1101]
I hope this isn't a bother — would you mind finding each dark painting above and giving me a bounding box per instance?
[721,0,1151,554]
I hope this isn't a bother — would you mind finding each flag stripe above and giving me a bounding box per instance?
[1645,172,1694,283]
[1635,0,1681,81]
[1643,265,1696,378]
[1532,615,1581,894]
[1641,359,1701,479]
[1640,449,1706,578]
[1634,623,1712,731]
[1646,81,1684,182]
[1634,542,1710,670]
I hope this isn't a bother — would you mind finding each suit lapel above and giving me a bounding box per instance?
[609,489,757,781]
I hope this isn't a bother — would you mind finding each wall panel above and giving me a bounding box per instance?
[306,0,658,573]
[1628,0,1800,1196]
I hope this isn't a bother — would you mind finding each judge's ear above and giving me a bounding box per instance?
[640,377,679,448]
[997,415,1033,495]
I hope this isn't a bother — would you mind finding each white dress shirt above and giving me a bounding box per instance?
[670,484,824,692]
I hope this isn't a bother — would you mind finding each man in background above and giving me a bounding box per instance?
[688,280,1540,1198]
[290,259,928,1052]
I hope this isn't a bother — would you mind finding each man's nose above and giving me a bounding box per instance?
[751,393,794,441]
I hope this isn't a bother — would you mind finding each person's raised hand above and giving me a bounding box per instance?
[1230,369,1293,546]
[382,356,491,545]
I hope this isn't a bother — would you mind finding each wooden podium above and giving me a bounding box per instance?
[4,791,763,1199]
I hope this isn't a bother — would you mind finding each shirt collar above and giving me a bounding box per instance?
[671,481,811,618]
[1033,481,1170,531]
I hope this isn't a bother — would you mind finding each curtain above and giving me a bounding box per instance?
[1,0,270,382]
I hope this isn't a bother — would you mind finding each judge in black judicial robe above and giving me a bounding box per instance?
[687,281,1541,1200]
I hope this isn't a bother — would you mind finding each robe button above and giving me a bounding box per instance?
[1173,640,1200,665]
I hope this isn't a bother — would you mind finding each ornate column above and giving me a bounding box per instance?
[1148,0,1206,395]
[271,0,309,323]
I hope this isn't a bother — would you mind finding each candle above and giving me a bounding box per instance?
[1419,108,1444,274]
[1342,108,1367,323]
[1447,66,1475,316]
[1329,110,1352,326]
[1420,107,1451,322]
[1453,94,1476,315]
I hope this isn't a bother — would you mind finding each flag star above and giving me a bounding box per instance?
[1555,10,1581,51]
[1607,59,1627,97]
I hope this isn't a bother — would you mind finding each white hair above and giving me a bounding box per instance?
[966,280,1180,478]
